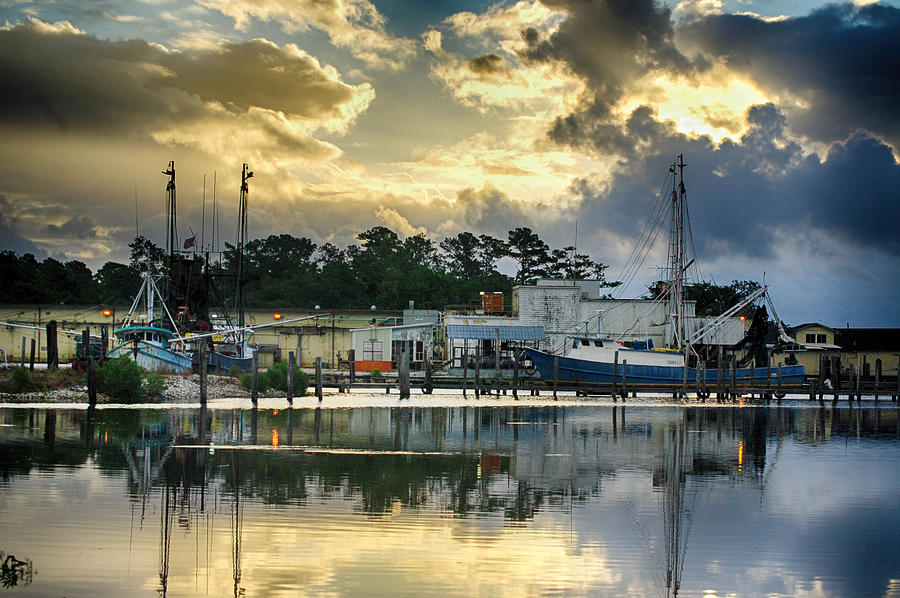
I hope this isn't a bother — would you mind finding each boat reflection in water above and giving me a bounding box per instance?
[1,401,899,597]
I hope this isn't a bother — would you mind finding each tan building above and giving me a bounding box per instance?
[0,304,401,369]
[786,323,899,379]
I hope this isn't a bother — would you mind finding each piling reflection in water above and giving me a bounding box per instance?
[0,403,899,597]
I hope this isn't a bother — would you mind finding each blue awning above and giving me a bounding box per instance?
[446,325,545,341]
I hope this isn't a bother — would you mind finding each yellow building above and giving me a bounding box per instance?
[0,304,401,368]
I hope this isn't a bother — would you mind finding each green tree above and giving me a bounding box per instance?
[507,227,552,285]
[95,261,141,304]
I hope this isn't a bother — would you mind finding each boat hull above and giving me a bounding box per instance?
[107,342,193,374]
[524,348,806,386]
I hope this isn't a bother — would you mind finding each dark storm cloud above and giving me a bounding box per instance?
[466,53,508,78]
[681,3,900,149]
[570,104,900,261]
[42,215,98,239]
[0,196,47,258]
[521,0,695,145]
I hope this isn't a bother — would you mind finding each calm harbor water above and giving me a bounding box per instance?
[1,398,899,597]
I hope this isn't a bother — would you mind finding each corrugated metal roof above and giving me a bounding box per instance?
[446,324,545,341]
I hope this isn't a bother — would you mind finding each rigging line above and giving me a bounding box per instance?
[615,176,672,298]
[615,201,669,300]
[612,169,673,296]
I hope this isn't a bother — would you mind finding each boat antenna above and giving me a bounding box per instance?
[134,184,139,239]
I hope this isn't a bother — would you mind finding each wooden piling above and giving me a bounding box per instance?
[348,349,356,384]
[286,351,294,404]
[250,352,259,405]
[81,329,90,360]
[512,347,519,400]
[199,341,207,406]
[613,351,619,397]
[552,356,559,400]
[777,364,783,400]
[682,348,689,396]
[423,354,433,395]
[730,358,737,399]
[621,359,628,401]
[399,349,411,400]
[46,321,58,370]
[29,338,35,371]
[315,356,323,401]
[474,344,481,397]
[874,359,881,401]
[87,356,97,407]
[101,326,109,357]
[462,340,468,398]
[716,349,725,402]
[21,336,26,366]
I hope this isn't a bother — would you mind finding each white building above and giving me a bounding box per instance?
[513,279,744,353]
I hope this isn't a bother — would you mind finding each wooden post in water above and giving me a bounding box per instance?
[29,338,35,371]
[101,326,109,357]
[682,348,689,397]
[621,359,628,401]
[46,321,58,370]
[730,358,737,399]
[512,347,519,400]
[857,354,863,402]
[613,351,619,398]
[717,349,725,402]
[474,344,481,397]
[494,329,501,390]
[818,354,825,401]
[348,349,356,384]
[250,352,259,405]
[286,351,295,404]
[462,340,468,398]
[552,355,559,400]
[21,336,27,366]
[399,349,410,400]
[423,353,433,395]
[874,359,881,401]
[199,341,208,406]
[82,329,90,360]
[315,356,323,401]
[850,364,857,402]
[87,356,97,407]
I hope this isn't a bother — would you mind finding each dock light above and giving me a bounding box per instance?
[273,313,282,320]
[740,316,746,321]
[479,291,485,296]
[102,309,112,317]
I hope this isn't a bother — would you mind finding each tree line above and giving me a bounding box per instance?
[0,226,619,311]
[2,225,759,314]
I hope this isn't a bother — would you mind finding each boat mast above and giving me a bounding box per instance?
[236,164,253,336]
[163,161,176,304]
[667,155,687,350]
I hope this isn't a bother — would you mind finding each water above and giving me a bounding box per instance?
[1,396,899,597]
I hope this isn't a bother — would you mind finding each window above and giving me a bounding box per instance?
[415,341,424,362]
[581,339,590,346]
[363,340,383,361]
[805,333,816,343]
[593,340,603,347]
[816,333,827,343]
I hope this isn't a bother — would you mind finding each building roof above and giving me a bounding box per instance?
[834,328,900,352]
[446,324,545,341]
[789,322,835,332]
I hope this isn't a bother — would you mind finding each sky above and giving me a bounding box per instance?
[1,0,898,327]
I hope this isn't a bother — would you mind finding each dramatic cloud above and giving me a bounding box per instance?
[681,4,900,151]
[196,0,417,70]
[0,18,373,143]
